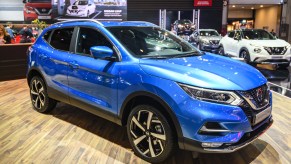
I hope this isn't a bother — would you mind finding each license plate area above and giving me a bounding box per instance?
[254,106,271,125]
[271,56,283,59]
[38,16,51,19]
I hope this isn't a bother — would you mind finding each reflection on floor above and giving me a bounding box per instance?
[257,65,291,98]
[0,79,290,163]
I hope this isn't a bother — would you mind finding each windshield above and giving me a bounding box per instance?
[107,26,200,58]
[177,20,192,24]
[242,30,275,40]
[199,30,219,36]
[74,1,88,5]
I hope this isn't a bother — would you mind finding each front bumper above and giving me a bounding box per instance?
[66,10,87,17]
[181,116,273,152]
[201,44,219,53]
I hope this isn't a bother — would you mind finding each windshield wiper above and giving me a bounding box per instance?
[143,55,169,59]
[173,51,203,58]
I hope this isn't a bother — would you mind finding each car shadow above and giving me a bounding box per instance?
[50,103,280,164]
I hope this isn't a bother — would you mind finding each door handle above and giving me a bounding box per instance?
[69,61,79,69]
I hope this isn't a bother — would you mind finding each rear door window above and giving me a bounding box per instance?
[50,28,74,51]
[228,31,234,38]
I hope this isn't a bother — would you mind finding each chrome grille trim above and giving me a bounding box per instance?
[238,84,270,110]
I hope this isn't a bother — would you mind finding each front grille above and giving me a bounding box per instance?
[239,84,269,110]
[238,84,270,126]
[264,47,287,55]
[209,40,219,45]
[35,8,51,15]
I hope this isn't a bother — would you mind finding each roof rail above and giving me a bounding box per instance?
[53,19,103,26]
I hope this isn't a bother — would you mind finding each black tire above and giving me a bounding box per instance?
[29,76,57,113]
[240,50,251,63]
[218,46,225,56]
[127,105,176,163]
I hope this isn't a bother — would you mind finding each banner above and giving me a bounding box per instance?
[0,0,127,24]
[194,0,212,7]
[53,0,127,21]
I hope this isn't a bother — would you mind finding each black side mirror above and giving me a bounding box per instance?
[23,0,27,3]
[88,4,92,6]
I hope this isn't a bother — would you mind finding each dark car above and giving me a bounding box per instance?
[172,19,195,36]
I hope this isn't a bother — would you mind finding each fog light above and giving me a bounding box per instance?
[254,48,261,53]
[201,142,223,148]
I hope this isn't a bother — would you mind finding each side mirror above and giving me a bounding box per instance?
[23,0,27,3]
[90,46,113,59]
[88,4,92,6]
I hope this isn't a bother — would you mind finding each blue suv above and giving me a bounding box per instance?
[27,20,273,163]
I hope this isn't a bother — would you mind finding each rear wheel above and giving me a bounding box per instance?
[29,76,57,113]
[127,105,175,163]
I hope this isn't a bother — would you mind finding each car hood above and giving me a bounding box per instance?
[139,53,266,91]
[200,36,221,41]
[246,39,290,47]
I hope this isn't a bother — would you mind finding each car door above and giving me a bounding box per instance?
[231,31,242,57]
[223,31,235,55]
[67,27,119,115]
[38,27,75,103]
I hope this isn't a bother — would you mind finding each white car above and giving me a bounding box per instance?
[219,29,291,67]
[66,0,96,17]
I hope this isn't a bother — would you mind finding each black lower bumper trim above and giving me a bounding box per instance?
[179,116,273,153]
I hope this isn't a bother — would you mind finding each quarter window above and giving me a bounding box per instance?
[43,30,52,42]
[76,28,113,55]
[50,28,74,51]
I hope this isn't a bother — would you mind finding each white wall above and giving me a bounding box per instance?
[255,6,281,34]
[228,10,253,19]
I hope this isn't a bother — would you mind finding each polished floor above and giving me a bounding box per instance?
[0,79,290,164]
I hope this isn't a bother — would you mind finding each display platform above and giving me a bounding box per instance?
[0,79,290,163]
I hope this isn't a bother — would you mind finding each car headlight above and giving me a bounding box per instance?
[179,83,243,105]
[254,48,261,53]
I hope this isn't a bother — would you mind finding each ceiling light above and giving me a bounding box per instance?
[260,5,263,7]
[232,5,235,7]
[251,7,254,9]
[242,6,245,8]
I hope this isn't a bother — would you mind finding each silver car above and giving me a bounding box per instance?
[190,29,222,53]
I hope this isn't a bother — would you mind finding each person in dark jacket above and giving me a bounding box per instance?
[19,25,33,43]
[0,25,11,44]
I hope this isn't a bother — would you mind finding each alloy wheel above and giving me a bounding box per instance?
[30,79,46,109]
[129,110,166,158]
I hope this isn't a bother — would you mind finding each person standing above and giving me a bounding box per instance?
[0,25,11,44]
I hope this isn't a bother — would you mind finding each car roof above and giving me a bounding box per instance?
[51,20,157,28]
[101,21,158,27]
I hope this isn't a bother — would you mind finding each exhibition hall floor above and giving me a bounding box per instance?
[0,79,290,164]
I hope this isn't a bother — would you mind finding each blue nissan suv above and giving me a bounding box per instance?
[27,20,273,163]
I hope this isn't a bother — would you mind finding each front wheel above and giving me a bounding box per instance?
[240,50,251,63]
[218,46,225,56]
[127,105,176,163]
[29,76,57,113]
